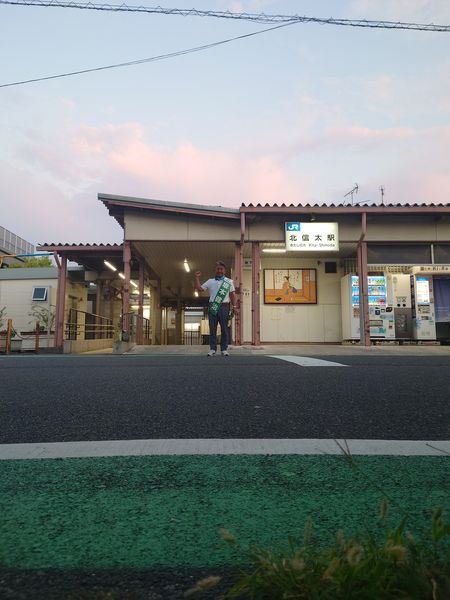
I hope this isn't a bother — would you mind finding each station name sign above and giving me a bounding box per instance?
[285,222,339,251]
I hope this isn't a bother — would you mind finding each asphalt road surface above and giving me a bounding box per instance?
[1,354,450,443]
[1,354,449,600]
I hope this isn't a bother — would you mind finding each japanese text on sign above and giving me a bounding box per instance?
[285,222,339,251]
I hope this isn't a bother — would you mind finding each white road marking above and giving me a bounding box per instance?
[269,355,349,367]
[0,439,448,460]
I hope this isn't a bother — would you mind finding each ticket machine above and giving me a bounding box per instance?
[410,275,436,340]
[386,274,413,339]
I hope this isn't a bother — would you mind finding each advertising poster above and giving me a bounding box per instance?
[264,269,317,304]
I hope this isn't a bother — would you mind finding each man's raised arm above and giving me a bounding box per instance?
[194,271,204,293]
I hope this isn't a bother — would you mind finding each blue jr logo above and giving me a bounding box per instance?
[286,222,301,231]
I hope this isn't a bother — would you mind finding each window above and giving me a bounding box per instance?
[32,287,48,301]
[367,245,431,264]
[434,245,450,264]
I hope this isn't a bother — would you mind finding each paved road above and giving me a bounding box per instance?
[1,354,449,599]
[1,354,449,442]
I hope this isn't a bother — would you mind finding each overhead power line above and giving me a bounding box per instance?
[0,21,296,88]
[1,0,450,32]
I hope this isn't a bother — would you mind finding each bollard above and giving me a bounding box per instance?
[35,321,40,354]
[5,319,12,355]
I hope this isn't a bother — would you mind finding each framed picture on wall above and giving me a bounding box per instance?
[263,269,317,304]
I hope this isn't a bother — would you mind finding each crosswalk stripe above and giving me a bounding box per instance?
[269,355,349,367]
[0,438,448,460]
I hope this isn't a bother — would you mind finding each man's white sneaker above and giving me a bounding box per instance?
[221,350,230,356]
[207,350,216,357]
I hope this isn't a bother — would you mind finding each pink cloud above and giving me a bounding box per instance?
[3,115,450,248]
[71,122,306,206]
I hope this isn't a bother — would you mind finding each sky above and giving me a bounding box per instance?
[1,0,450,245]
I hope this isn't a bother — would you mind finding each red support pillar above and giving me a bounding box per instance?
[176,287,183,345]
[55,254,67,349]
[233,242,243,346]
[357,242,370,346]
[95,280,103,339]
[360,241,371,346]
[137,260,145,345]
[251,242,261,346]
[122,241,131,336]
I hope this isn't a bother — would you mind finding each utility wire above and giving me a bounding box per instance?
[0,21,296,88]
[1,0,449,32]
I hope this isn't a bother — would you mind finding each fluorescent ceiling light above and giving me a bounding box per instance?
[104,260,117,272]
[130,280,138,288]
[118,272,125,280]
[262,248,286,253]
[184,258,190,272]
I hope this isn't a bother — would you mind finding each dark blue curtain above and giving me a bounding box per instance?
[433,277,450,322]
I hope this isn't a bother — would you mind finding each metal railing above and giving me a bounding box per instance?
[121,312,151,343]
[65,308,114,341]
[183,330,201,345]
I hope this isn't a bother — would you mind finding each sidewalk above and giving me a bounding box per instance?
[125,343,450,356]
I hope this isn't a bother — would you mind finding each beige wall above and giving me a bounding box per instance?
[125,210,450,245]
[245,215,362,242]
[241,257,343,343]
[63,338,112,354]
[365,215,450,242]
[125,212,240,241]
[64,280,88,340]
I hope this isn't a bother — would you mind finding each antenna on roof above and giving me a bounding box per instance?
[344,183,359,205]
[379,185,385,206]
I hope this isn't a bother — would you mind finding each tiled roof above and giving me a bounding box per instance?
[38,243,123,249]
[241,202,450,208]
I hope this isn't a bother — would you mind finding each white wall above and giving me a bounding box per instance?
[241,257,343,343]
[0,278,57,333]
[0,276,89,338]
[242,268,252,343]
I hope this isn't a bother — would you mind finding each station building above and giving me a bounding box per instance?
[38,194,450,351]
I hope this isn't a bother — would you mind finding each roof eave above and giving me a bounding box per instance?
[99,194,240,220]
[240,205,450,214]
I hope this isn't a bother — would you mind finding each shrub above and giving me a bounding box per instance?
[187,505,450,599]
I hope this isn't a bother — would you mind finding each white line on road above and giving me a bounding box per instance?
[269,355,349,367]
[0,439,448,460]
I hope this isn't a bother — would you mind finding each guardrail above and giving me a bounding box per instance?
[121,312,151,343]
[65,308,114,341]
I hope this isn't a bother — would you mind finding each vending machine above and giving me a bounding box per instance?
[341,274,395,340]
[386,274,413,339]
[410,274,436,340]
[367,275,395,339]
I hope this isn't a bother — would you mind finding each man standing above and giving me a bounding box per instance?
[195,261,237,356]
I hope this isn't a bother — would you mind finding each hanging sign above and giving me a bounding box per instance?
[285,222,339,251]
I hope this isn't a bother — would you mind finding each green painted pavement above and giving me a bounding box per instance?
[0,455,448,569]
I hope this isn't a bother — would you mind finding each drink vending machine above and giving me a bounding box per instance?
[341,274,395,340]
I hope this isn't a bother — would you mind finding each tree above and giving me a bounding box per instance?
[28,306,56,331]
[9,256,53,269]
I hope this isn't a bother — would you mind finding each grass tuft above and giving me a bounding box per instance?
[219,504,450,599]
